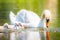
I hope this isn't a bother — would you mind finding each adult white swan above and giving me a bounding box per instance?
[9,9,51,40]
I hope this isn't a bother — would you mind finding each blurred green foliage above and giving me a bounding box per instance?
[58,0,60,27]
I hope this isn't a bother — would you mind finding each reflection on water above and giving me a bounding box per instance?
[0,27,60,40]
[0,28,46,40]
[0,33,9,40]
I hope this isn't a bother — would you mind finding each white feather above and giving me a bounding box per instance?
[9,11,16,24]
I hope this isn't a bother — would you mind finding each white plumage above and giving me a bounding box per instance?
[42,10,51,19]
[16,9,40,27]
[9,11,16,24]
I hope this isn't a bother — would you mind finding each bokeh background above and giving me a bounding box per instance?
[0,0,60,40]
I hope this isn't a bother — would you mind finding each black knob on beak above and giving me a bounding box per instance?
[46,19,50,28]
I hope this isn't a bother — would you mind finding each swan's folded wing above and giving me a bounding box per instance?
[9,11,16,24]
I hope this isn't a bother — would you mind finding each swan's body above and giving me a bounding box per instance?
[16,9,40,27]
[9,9,51,40]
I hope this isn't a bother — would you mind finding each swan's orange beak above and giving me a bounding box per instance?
[46,19,50,28]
